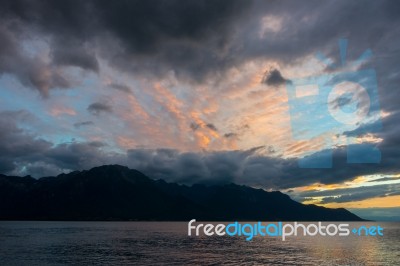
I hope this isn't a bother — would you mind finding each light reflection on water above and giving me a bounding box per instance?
[0,222,399,265]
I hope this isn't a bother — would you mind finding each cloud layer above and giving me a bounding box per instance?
[0,0,400,212]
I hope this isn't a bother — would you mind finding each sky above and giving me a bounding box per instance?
[0,0,400,220]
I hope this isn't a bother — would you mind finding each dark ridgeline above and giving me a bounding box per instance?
[0,165,363,221]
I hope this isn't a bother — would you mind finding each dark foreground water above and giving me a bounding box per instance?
[0,221,399,265]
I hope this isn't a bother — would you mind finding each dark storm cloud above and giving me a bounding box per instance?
[343,120,381,138]
[224,133,237,138]
[0,0,253,91]
[368,176,400,183]
[45,142,115,171]
[190,122,200,131]
[42,141,123,176]
[87,102,113,115]
[121,129,400,190]
[73,121,94,129]
[0,110,123,177]
[205,123,218,132]
[294,183,400,204]
[95,0,250,52]
[0,110,51,173]
[1,0,400,98]
[189,122,218,132]
[88,141,106,148]
[0,111,52,163]
[343,112,400,173]
[261,69,289,87]
[51,38,99,72]
[341,111,400,175]
[0,25,71,96]
[109,83,132,94]
[126,148,258,185]
[123,145,380,190]
[0,1,96,95]
[92,0,253,82]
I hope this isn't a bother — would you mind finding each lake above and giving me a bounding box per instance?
[0,222,399,265]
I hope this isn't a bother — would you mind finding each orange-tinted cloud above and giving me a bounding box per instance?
[321,195,400,209]
[49,106,76,116]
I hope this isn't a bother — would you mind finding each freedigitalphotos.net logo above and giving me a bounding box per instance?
[286,39,382,168]
[188,220,384,241]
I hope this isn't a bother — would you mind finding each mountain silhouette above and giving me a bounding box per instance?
[0,165,364,221]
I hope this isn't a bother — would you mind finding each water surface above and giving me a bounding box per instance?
[0,221,399,265]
